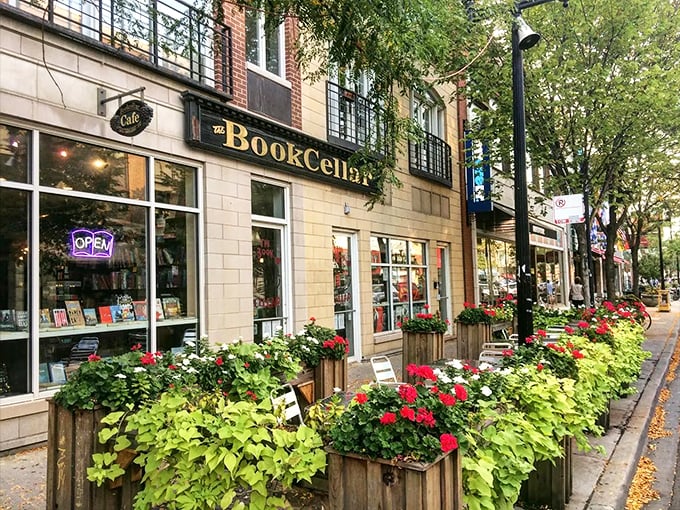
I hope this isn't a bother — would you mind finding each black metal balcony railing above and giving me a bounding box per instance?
[409,133,453,187]
[3,0,233,96]
[326,81,384,151]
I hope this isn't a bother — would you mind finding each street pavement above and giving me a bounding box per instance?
[1,300,678,510]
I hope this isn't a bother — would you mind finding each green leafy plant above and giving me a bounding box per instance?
[53,346,178,411]
[329,364,467,463]
[88,389,326,510]
[399,304,449,333]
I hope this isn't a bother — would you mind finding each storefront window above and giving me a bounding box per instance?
[252,181,288,341]
[40,133,147,199]
[0,124,30,183]
[476,237,517,304]
[371,236,429,333]
[0,189,30,397]
[155,160,196,207]
[0,127,201,398]
[38,194,148,388]
[155,209,199,352]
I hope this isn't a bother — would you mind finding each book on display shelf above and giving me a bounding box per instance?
[119,303,135,322]
[14,311,29,330]
[39,363,50,384]
[0,310,15,331]
[133,301,148,321]
[109,305,123,323]
[98,306,113,324]
[39,309,53,328]
[162,297,181,319]
[83,308,98,326]
[155,298,165,321]
[53,308,69,328]
[65,301,85,327]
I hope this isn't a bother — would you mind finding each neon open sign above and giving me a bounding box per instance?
[70,229,115,258]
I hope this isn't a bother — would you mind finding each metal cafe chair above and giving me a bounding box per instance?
[270,384,304,426]
[370,356,405,387]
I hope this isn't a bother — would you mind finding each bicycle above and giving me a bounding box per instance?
[620,294,652,330]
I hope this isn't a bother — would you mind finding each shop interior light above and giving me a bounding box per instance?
[58,149,69,158]
[92,159,108,169]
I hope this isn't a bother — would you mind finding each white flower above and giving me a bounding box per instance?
[254,353,264,360]
[446,359,464,370]
[114,373,126,379]
[188,353,199,360]
[182,358,192,366]
[478,362,494,371]
[471,373,480,381]
[133,366,146,373]
[333,387,342,393]
[184,366,197,374]
[227,354,236,360]
[275,326,283,332]
[498,367,513,376]
[184,340,195,348]
[452,375,468,385]
[309,337,319,344]
[481,386,493,397]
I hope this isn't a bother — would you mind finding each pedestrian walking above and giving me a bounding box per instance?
[546,280,555,308]
[570,276,585,308]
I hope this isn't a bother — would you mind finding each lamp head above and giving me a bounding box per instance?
[516,16,541,50]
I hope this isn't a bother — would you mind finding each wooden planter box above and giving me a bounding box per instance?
[456,323,491,361]
[327,448,463,510]
[314,358,348,400]
[47,400,141,510]
[402,331,444,384]
[520,436,573,510]
[288,367,316,408]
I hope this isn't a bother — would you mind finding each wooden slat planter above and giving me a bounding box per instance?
[288,367,316,408]
[47,400,141,510]
[327,448,463,510]
[456,323,491,361]
[520,436,573,510]
[314,358,348,400]
[402,331,444,384]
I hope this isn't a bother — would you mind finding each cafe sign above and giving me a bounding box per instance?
[110,100,153,137]
[182,92,375,193]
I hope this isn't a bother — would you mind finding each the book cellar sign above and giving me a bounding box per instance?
[182,92,375,193]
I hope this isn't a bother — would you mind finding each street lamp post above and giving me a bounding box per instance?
[512,0,567,345]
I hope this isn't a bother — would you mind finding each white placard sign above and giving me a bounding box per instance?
[553,194,585,224]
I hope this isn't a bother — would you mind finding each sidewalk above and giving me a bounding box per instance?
[1,302,678,510]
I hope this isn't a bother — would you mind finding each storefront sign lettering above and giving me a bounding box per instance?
[70,229,114,258]
[110,100,153,137]
[182,93,376,194]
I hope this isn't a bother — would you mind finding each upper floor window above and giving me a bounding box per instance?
[245,9,285,78]
[327,68,383,150]
[413,90,444,138]
[409,90,452,187]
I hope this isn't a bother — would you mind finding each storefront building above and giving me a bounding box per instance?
[0,0,466,450]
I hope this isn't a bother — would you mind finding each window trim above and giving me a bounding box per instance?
[245,9,286,80]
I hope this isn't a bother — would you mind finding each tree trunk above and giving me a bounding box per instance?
[574,224,593,306]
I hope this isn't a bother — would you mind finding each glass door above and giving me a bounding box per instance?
[332,232,359,360]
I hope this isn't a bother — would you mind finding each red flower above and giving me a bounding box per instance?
[215,356,224,366]
[406,364,437,381]
[564,326,574,334]
[396,321,402,328]
[536,329,547,338]
[454,384,468,401]
[140,352,156,365]
[439,392,456,406]
[424,304,430,310]
[131,343,142,351]
[502,349,514,357]
[354,393,368,404]
[398,384,418,403]
[380,412,397,425]
[168,364,177,370]
[400,406,416,421]
[87,354,101,362]
[440,433,458,452]
[245,390,258,400]
[309,316,316,322]
[415,408,436,427]
[537,363,544,371]
[577,321,590,329]
[243,362,250,368]
[572,349,584,359]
